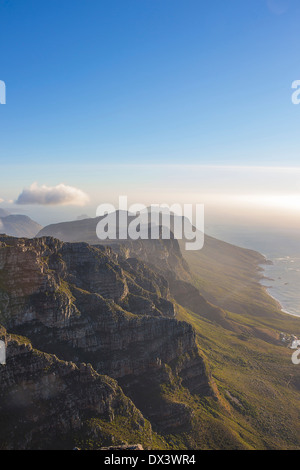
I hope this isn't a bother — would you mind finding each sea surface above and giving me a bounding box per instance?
[207,226,300,317]
[260,256,300,317]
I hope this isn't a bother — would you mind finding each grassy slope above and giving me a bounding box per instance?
[179,235,300,333]
[176,304,300,449]
[177,234,300,449]
[30,228,300,448]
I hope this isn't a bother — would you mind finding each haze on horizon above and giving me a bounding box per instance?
[1,164,300,232]
[0,1,300,234]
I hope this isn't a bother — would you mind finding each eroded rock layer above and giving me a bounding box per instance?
[0,236,213,446]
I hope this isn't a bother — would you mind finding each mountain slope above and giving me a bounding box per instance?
[37,214,278,319]
[0,325,156,450]
[0,209,10,218]
[176,303,300,450]
[1,235,251,449]
[0,214,42,238]
[0,233,299,449]
[178,234,283,318]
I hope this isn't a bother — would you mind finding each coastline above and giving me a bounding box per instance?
[261,283,297,316]
[259,258,300,318]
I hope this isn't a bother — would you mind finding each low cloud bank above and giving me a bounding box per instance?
[16,183,89,206]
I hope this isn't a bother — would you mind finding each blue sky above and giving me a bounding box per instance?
[0,0,300,225]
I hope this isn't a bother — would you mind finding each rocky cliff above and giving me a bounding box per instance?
[0,235,213,448]
[0,325,151,450]
[36,213,192,282]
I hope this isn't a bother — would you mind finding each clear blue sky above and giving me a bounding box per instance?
[1,0,300,166]
[1,0,300,226]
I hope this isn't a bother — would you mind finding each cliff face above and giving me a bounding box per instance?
[0,326,150,450]
[0,215,42,238]
[36,214,192,282]
[0,235,213,446]
[110,237,191,283]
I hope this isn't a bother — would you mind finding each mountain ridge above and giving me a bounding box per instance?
[0,235,227,449]
[0,214,42,238]
[1,227,300,449]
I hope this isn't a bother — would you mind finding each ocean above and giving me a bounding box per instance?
[260,256,300,317]
[206,226,300,318]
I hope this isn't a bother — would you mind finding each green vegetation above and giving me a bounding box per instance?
[176,303,300,449]
[179,235,281,318]
[1,232,300,449]
[75,416,167,450]
[58,279,76,303]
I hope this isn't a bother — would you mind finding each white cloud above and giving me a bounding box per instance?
[16,183,89,206]
[0,199,4,204]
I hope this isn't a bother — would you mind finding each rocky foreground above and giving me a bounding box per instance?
[0,235,214,449]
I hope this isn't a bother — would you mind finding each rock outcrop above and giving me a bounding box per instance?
[0,235,213,447]
[36,214,191,282]
[0,326,150,450]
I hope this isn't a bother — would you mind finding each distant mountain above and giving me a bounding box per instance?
[0,208,10,218]
[36,213,272,316]
[37,211,133,245]
[36,213,192,282]
[0,214,42,238]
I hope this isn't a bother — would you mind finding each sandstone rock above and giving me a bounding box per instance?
[0,235,213,443]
